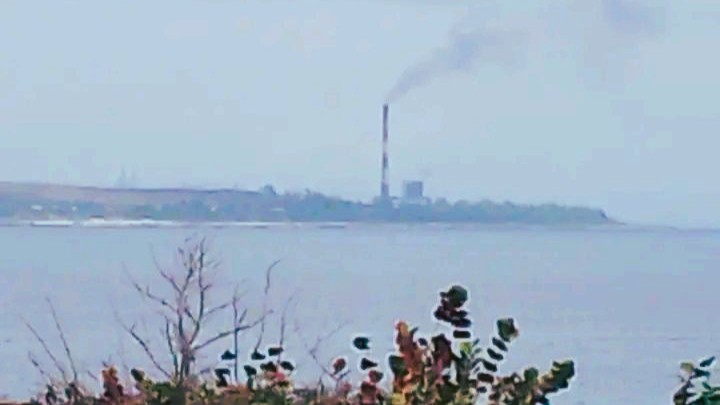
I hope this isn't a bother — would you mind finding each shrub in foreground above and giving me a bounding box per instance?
[23,284,575,405]
[674,356,720,404]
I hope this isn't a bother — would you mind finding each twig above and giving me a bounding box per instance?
[123,322,172,380]
[23,319,69,384]
[46,297,78,382]
[293,319,350,385]
[86,370,100,383]
[164,317,179,376]
[232,285,241,382]
[204,301,234,320]
[27,352,54,385]
[253,259,281,353]
[149,245,182,295]
[188,243,214,345]
[124,264,178,315]
[277,292,299,363]
[111,299,134,393]
[195,314,267,352]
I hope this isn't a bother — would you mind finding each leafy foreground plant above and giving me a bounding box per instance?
[674,356,720,404]
[26,284,575,405]
[329,285,576,405]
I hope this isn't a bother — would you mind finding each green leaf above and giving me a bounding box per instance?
[453,330,472,339]
[700,357,716,368]
[267,346,284,357]
[442,285,469,308]
[492,337,508,352]
[524,367,539,383]
[681,362,696,374]
[130,369,146,383]
[496,318,519,342]
[486,348,504,362]
[244,365,258,377]
[459,341,473,355]
[360,358,379,370]
[481,359,498,373]
[389,355,407,376]
[477,372,494,384]
[551,360,576,381]
[353,336,371,351]
[220,350,236,361]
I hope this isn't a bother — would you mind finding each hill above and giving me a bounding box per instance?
[0,182,615,225]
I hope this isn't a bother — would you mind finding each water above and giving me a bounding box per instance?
[0,225,718,404]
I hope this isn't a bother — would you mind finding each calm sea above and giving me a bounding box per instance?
[1,225,718,404]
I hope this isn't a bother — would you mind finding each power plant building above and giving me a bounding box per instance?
[401,180,429,205]
[403,181,424,200]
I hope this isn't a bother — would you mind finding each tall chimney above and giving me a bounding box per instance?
[381,104,390,200]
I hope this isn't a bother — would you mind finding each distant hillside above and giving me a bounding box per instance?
[0,182,615,225]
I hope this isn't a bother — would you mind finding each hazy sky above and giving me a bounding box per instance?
[1,0,719,227]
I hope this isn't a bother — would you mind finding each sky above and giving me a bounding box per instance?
[1,0,720,227]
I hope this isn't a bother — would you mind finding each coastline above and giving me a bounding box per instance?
[0,218,701,233]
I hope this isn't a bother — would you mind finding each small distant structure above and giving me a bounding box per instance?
[401,180,429,206]
[114,169,139,189]
[380,104,390,202]
[259,184,278,197]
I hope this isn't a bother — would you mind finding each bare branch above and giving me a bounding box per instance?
[132,282,177,313]
[86,370,100,383]
[124,264,178,314]
[122,322,172,380]
[46,297,78,382]
[293,319,350,385]
[23,318,69,384]
[204,301,233,320]
[278,292,299,363]
[253,259,282,353]
[160,268,183,295]
[232,285,241,382]
[195,313,267,353]
[27,352,54,385]
[164,317,179,376]
[189,242,210,345]
[126,237,260,385]
[150,245,182,295]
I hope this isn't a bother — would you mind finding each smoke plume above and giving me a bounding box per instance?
[384,0,665,104]
[385,24,527,104]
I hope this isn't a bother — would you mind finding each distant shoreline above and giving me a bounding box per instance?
[0,219,714,234]
[1,218,709,233]
[0,181,615,226]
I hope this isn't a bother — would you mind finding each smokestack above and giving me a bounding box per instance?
[381,104,390,200]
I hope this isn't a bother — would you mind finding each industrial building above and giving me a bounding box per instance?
[401,180,429,205]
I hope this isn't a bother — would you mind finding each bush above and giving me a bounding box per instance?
[23,282,575,405]
[674,356,720,404]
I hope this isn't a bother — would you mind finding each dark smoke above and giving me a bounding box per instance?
[385,24,526,104]
[384,0,664,103]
